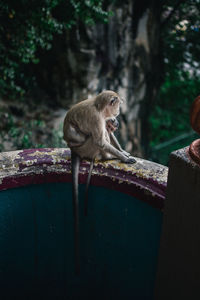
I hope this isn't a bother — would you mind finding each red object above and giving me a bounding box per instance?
[189,96,200,165]
[190,95,200,134]
[189,139,200,165]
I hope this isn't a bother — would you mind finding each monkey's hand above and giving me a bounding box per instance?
[123,156,136,164]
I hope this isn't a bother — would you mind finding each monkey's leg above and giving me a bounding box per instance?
[84,159,94,216]
[98,140,136,163]
[71,136,100,160]
[71,151,81,275]
[66,125,86,147]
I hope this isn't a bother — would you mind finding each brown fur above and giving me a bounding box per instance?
[63,90,135,163]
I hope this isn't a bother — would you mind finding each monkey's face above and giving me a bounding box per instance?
[95,90,123,118]
[104,93,122,118]
[110,95,121,116]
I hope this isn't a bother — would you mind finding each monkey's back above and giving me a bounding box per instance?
[63,98,102,137]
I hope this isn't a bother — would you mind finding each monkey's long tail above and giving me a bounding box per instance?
[84,159,94,216]
[71,151,81,275]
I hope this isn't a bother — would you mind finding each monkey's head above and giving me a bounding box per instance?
[95,90,122,118]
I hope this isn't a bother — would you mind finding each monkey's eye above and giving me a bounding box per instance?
[110,97,118,105]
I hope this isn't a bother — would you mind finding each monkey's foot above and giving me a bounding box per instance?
[124,156,136,164]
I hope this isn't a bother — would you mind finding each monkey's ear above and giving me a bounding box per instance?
[95,94,108,111]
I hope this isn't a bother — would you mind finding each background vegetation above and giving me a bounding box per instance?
[149,0,200,163]
[0,0,109,150]
[0,0,200,165]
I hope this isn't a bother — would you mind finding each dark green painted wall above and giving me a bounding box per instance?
[0,183,162,299]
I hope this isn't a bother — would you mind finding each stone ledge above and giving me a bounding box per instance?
[0,148,168,210]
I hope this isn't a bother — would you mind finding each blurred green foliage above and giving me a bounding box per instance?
[150,71,200,147]
[0,108,65,151]
[149,71,200,164]
[149,0,200,164]
[0,0,110,152]
[0,0,109,98]
[0,110,42,150]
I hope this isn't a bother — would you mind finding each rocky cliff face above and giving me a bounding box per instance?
[35,0,163,157]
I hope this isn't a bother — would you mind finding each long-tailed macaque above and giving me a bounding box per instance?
[63,90,136,275]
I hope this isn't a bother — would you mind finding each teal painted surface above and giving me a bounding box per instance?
[0,183,162,299]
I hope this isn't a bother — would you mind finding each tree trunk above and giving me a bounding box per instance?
[35,0,163,158]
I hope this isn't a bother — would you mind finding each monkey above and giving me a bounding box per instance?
[63,90,136,275]
[64,91,135,162]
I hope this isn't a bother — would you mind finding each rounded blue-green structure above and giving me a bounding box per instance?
[0,148,168,300]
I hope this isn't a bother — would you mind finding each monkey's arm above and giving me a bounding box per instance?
[104,141,135,163]
[94,130,135,163]
[110,132,132,158]
[110,132,122,151]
